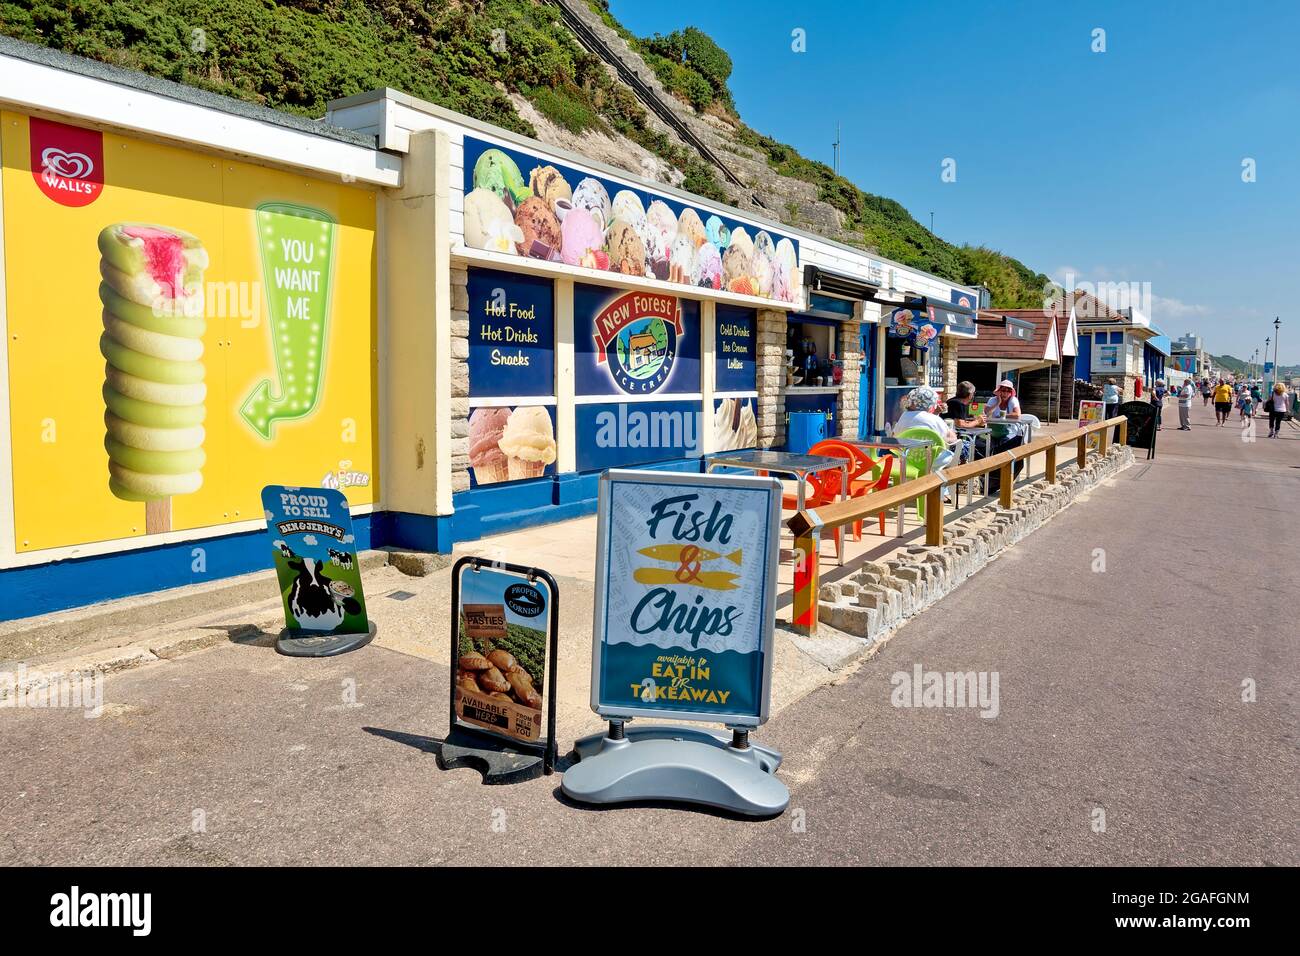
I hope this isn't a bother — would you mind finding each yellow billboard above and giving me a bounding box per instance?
[1,111,379,552]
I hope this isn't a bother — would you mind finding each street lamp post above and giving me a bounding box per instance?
[1273,316,1281,387]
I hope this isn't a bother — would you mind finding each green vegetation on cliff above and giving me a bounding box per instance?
[1,0,1047,303]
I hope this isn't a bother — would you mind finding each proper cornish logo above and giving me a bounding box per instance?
[593,291,682,394]
[29,117,104,207]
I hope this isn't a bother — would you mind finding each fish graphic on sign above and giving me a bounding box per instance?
[633,543,744,591]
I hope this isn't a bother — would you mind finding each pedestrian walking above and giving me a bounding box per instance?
[1213,379,1234,426]
[1177,379,1194,430]
[1151,378,1167,430]
[1238,385,1254,424]
[1266,382,1290,438]
[1201,379,1212,406]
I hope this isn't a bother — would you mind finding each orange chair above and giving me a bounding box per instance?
[781,441,894,556]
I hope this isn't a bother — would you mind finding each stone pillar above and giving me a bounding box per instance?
[756,308,787,449]
[449,266,471,493]
[837,319,861,438]
[942,335,959,397]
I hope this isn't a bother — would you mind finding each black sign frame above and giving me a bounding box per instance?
[1118,400,1159,460]
[448,555,559,774]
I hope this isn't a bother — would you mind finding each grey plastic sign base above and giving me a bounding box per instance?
[563,724,789,817]
[438,726,545,785]
[275,623,377,658]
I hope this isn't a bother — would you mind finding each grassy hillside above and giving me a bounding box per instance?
[0,0,1048,305]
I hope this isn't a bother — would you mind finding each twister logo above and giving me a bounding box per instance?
[29,118,103,207]
[593,291,682,394]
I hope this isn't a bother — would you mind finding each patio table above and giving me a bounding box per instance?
[705,450,850,565]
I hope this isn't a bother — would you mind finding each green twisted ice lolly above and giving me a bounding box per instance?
[239,203,337,439]
[98,223,208,532]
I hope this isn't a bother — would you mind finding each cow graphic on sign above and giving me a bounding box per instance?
[593,291,682,394]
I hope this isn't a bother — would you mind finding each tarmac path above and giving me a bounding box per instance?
[0,400,1294,865]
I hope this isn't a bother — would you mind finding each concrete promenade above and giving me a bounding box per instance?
[0,400,1294,865]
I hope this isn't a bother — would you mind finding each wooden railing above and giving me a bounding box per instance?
[787,416,1129,632]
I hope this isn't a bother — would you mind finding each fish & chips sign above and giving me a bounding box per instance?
[592,470,779,725]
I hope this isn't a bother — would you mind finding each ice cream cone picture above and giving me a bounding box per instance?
[239,203,337,439]
[468,405,556,485]
[98,223,209,534]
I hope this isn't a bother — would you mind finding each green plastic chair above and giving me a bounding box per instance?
[892,426,948,519]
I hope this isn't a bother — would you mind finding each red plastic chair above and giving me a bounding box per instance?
[781,441,894,555]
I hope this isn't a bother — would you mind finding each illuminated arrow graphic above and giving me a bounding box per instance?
[240,203,337,440]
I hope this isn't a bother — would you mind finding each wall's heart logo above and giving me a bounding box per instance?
[29,117,103,207]
[40,146,94,180]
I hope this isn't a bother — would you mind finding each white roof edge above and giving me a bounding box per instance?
[0,52,401,187]
[329,87,979,297]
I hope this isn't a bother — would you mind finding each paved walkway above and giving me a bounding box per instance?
[0,401,1293,864]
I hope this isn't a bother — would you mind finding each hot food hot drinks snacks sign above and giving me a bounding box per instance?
[592,471,781,724]
[461,135,801,303]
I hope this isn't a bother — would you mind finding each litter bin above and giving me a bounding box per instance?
[786,411,827,456]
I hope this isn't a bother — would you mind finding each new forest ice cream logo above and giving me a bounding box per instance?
[593,291,682,394]
[30,117,103,207]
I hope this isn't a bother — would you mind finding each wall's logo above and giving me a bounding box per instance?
[593,291,682,394]
[29,118,103,207]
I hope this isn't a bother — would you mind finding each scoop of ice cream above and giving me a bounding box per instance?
[677,208,707,248]
[473,149,530,207]
[612,189,645,224]
[722,238,753,287]
[572,177,612,231]
[514,196,562,259]
[693,242,722,290]
[529,165,572,207]
[751,249,774,296]
[668,235,696,285]
[771,255,790,302]
[754,231,776,261]
[561,206,604,267]
[464,188,523,254]
[729,227,754,260]
[705,214,731,249]
[468,406,511,470]
[498,406,556,465]
[606,217,647,277]
[775,238,800,302]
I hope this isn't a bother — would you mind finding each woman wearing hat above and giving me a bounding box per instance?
[895,386,960,461]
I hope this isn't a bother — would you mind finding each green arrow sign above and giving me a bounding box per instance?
[240,203,337,439]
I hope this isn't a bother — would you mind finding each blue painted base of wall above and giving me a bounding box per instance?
[0,459,713,623]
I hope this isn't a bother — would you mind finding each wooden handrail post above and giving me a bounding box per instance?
[1046,444,1057,484]
[925,486,943,545]
[792,532,820,635]
[999,461,1014,509]
[1119,416,1128,445]
[1099,425,1110,456]
[1077,434,1087,469]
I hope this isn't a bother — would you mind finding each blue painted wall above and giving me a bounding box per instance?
[1,459,712,622]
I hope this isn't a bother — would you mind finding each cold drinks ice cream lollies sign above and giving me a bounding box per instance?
[591,471,781,724]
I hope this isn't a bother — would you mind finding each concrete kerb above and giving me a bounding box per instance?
[814,446,1134,645]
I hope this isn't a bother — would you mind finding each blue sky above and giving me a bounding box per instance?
[610,0,1300,364]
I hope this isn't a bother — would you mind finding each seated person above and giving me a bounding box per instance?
[946,381,986,429]
[895,386,958,480]
[981,380,1026,486]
